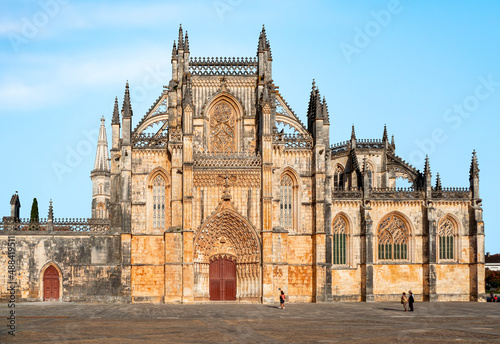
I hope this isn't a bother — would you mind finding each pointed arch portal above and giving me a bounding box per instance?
[194,202,261,301]
[43,265,60,301]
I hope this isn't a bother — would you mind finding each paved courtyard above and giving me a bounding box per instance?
[0,301,499,343]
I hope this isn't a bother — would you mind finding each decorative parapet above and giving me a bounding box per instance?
[193,152,261,168]
[273,131,313,149]
[189,57,258,76]
[132,133,169,149]
[0,218,110,232]
[356,139,384,149]
[370,187,425,200]
[331,186,470,201]
[332,187,363,199]
[330,141,349,155]
[432,187,471,199]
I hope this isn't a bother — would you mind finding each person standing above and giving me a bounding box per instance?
[408,290,414,311]
[280,290,286,310]
[401,292,408,312]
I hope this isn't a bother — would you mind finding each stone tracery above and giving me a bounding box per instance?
[378,214,409,260]
[210,101,236,153]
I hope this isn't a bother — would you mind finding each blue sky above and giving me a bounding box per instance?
[0,0,499,252]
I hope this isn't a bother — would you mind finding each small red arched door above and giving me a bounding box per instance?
[43,266,60,301]
[209,256,236,301]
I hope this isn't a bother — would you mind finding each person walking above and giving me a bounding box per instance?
[280,290,286,310]
[401,292,408,312]
[408,290,414,311]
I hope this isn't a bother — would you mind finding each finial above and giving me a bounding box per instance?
[435,173,442,190]
[178,24,184,49]
[382,124,388,141]
[48,199,53,221]
[122,81,133,118]
[470,150,479,179]
[112,96,120,125]
[101,115,105,123]
[312,79,316,90]
[424,155,431,176]
[322,96,329,124]
[391,134,395,148]
[172,41,177,59]
[184,32,189,52]
[351,124,356,140]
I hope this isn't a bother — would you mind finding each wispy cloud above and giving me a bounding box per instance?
[0,1,210,38]
[0,45,170,111]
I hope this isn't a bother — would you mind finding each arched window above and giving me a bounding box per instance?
[279,174,293,230]
[96,203,105,218]
[210,100,236,153]
[334,165,344,189]
[438,217,455,260]
[367,169,373,189]
[378,214,409,260]
[153,175,166,229]
[332,215,348,265]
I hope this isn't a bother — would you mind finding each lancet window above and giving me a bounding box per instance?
[378,214,409,261]
[334,165,344,189]
[279,174,293,230]
[153,175,166,229]
[332,215,348,265]
[438,217,455,260]
[96,203,105,218]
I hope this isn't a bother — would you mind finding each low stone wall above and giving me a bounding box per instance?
[0,232,123,302]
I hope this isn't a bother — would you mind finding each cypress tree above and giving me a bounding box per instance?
[30,198,39,229]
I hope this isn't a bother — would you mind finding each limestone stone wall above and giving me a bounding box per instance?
[0,233,121,302]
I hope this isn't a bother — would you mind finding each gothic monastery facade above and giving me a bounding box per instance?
[0,27,485,303]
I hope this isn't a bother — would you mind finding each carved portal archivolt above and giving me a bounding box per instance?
[193,200,261,301]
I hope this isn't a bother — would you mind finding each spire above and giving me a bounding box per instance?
[382,124,388,142]
[391,135,395,148]
[307,79,324,129]
[322,96,329,124]
[93,116,110,172]
[178,24,184,50]
[470,150,479,179]
[350,124,357,150]
[424,155,431,177]
[121,81,133,118]
[171,40,177,60]
[48,199,53,221]
[258,25,267,51]
[435,173,442,190]
[112,97,120,125]
[184,32,189,53]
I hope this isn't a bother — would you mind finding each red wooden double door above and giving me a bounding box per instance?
[43,265,60,301]
[209,256,236,301]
